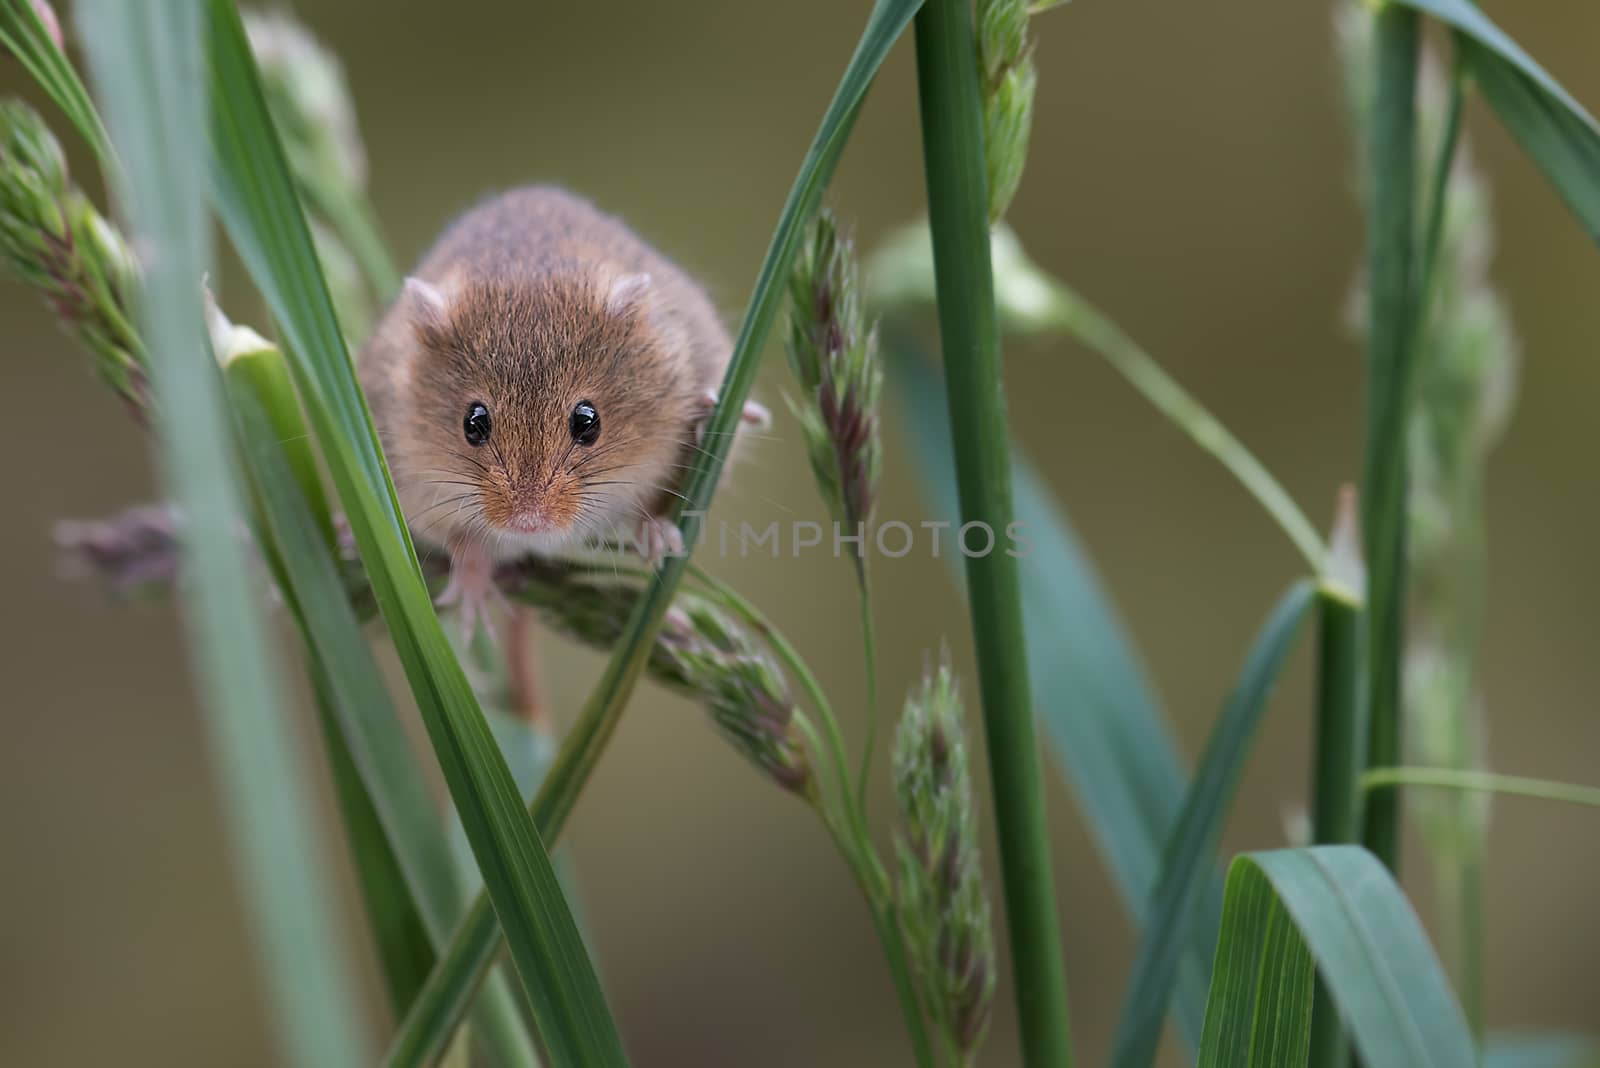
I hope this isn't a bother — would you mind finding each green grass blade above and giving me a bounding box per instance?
[222,340,435,1014]
[385,896,501,1067]
[892,335,1219,1045]
[1359,3,1420,874]
[1110,581,1316,1068]
[912,1,1072,1060]
[223,346,538,1067]
[1390,0,1600,243]
[1394,0,1590,113]
[1485,1034,1600,1068]
[221,341,336,540]
[1201,846,1476,1068]
[316,681,438,1013]
[383,3,927,1059]
[0,0,112,163]
[1197,858,1316,1067]
[1362,767,1600,810]
[888,333,1217,1049]
[221,344,461,948]
[73,2,369,1063]
[202,1,623,1060]
[1458,37,1600,242]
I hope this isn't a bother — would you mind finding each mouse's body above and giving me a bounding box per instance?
[358,186,764,634]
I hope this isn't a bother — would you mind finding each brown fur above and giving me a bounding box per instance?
[359,186,732,556]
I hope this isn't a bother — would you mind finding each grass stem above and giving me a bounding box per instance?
[1362,766,1600,809]
[1460,854,1485,1044]
[304,180,401,303]
[690,566,934,1065]
[1044,283,1326,572]
[862,871,937,1068]
[1415,65,1465,326]
[855,575,881,809]
[1358,3,1421,875]
[1308,580,1364,1068]
[688,565,859,823]
[913,0,1072,1061]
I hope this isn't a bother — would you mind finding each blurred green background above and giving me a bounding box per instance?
[4,2,1599,1065]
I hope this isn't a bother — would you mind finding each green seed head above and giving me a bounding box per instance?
[1404,636,1491,850]
[785,209,884,540]
[0,98,66,194]
[0,100,148,415]
[893,655,996,1058]
[976,0,1038,224]
[658,600,813,797]
[245,11,369,201]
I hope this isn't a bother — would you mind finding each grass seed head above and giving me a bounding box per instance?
[494,560,814,797]
[976,0,1037,224]
[893,654,996,1058]
[0,99,148,415]
[785,208,884,543]
[244,11,368,199]
[658,600,813,797]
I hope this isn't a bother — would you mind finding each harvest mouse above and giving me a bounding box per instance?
[359,186,767,636]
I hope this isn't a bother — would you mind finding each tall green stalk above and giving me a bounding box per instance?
[1310,579,1364,828]
[1407,45,1484,1043]
[912,1,1071,1062]
[1338,1,1511,1041]
[1359,4,1421,874]
[76,2,369,1062]
[1308,567,1364,1068]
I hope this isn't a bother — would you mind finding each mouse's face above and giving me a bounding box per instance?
[395,273,693,555]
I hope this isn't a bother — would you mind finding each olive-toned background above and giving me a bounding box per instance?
[4,2,1597,1065]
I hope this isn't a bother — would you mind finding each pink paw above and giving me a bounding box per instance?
[637,516,685,568]
[695,389,772,444]
[437,543,504,646]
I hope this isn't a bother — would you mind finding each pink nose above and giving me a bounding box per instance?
[506,510,552,534]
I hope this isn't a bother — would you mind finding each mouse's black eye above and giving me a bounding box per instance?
[569,400,601,446]
[463,401,492,446]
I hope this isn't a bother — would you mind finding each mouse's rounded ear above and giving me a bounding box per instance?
[605,272,652,318]
[405,276,453,341]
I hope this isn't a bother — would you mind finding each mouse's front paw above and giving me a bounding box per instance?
[694,389,772,444]
[437,543,504,645]
[636,516,685,568]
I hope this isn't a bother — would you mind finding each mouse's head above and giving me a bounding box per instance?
[395,269,693,553]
